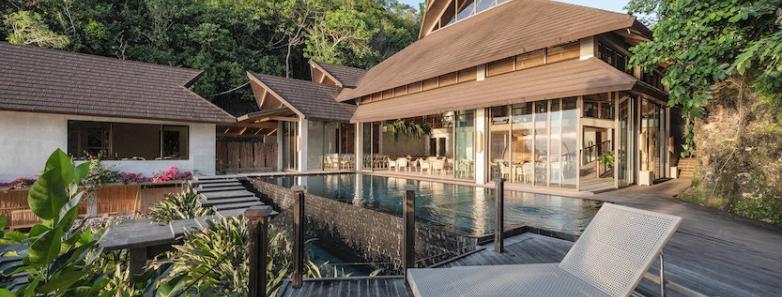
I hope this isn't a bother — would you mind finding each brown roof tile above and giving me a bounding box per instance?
[0,42,235,124]
[248,72,356,121]
[310,61,367,88]
[339,0,638,101]
[351,58,639,122]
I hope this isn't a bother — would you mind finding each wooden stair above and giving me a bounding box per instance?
[677,158,697,178]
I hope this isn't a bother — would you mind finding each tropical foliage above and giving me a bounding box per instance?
[627,0,782,225]
[161,217,325,297]
[148,186,213,223]
[0,149,105,296]
[0,0,420,100]
[384,119,432,141]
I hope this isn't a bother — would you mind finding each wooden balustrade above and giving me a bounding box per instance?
[246,205,277,297]
[495,177,505,253]
[402,184,417,276]
[291,186,306,288]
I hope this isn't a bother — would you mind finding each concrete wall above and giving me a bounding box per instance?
[0,110,216,181]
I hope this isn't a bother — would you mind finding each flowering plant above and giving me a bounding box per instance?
[0,177,36,190]
[151,167,192,184]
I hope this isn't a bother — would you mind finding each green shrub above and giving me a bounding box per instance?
[148,186,213,223]
[161,217,322,297]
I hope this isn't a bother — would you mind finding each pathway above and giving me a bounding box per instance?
[591,179,782,297]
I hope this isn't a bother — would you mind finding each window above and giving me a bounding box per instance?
[487,57,515,77]
[547,42,580,64]
[408,81,423,94]
[456,0,476,21]
[458,68,477,82]
[423,77,439,91]
[477,0,495,12]
[382,89,394,99]
[516,49,546,70]
[642,68,664,90]
[394,86,408,97]
[439,72,458,87]
[440,0,457,26]
[597,41,629,73]
[68,121,188,160]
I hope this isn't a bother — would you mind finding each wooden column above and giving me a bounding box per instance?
[402,184,416,276]
[246,205,276,297]
[291,186,306,288]
[494,177,505,253]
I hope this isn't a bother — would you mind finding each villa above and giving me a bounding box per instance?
[0,42,236,180]
[231,0,679,193]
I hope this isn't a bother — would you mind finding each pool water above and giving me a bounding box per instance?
[263,173,601,237]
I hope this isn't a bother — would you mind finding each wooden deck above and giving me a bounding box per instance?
[278,233,658,297]
[275,178,782,297]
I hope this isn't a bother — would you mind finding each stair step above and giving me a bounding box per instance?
[212,201,264,211]
[202,197,259,206]
[198,186,245,192]
[200,180,242,186]
[193,179,239,185]
[202,190,256,200]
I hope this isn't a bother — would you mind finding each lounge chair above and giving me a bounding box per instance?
[407,203,682,297]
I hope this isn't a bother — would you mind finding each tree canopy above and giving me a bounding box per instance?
[628,0,782,116]
[0,0,420,100]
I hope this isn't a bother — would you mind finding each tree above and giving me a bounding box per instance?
[628,0,782,116]
[2,11,69,48]
[304,8,376,67]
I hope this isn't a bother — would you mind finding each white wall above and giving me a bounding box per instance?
[0,110,216,181]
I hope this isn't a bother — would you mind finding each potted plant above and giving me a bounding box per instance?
[598,151,614,178]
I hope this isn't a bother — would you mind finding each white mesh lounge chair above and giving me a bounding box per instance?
[407,203,682,297]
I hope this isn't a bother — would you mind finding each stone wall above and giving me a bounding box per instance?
[249,178,476,272]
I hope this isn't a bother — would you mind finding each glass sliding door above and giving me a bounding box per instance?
[511,103,533,185]
[617,93,634,186]
[489,106,510,181]
[534,101,549,185]
[339,123,355,169]
[454,110,476,179]
[561,97,578,188]
[281,121,298,170]
[549,100,562,187]
[640,98,662,179]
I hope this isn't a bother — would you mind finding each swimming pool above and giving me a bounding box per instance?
[261,173,601,237]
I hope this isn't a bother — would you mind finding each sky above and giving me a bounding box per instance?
[399,0,629,13]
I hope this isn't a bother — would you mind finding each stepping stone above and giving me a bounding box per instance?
[212,201,264,211]
[169,219,203,237]
[202,190,256,200]
[202,197,259,207]
[100,222,175,250]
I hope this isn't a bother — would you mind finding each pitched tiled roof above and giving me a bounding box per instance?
[310,61,367,88]
[339,0,640,101]
[351,58,640,122]
[248,72,356,121]
[0,42,235,124]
